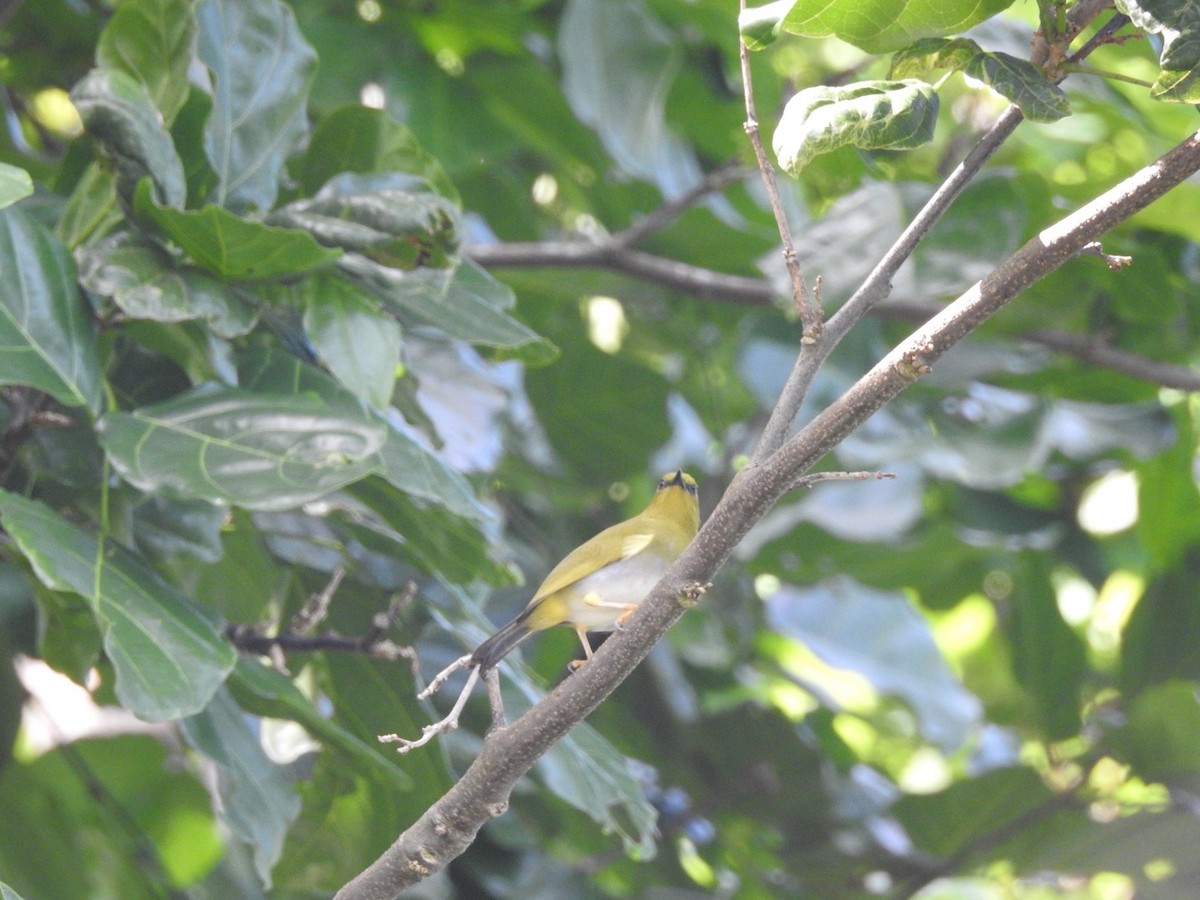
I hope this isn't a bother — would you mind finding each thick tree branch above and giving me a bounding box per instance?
[336,125,1200,900]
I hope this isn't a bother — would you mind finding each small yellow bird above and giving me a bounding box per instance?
[470,470,700,671]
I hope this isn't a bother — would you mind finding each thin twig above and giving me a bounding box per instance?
[289,567,345,635]
[792,470,896,490]
[738,0,818,338]
[484,667,507,730]
[465,240,772,305]
[614,161,746,247]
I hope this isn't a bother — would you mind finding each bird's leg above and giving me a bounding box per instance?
[568,626,596,671]
[582,591,638,629]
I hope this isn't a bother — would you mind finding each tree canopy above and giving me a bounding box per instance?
[3,0,1200,898]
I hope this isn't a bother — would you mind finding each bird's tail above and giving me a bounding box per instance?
[469,615,533,672]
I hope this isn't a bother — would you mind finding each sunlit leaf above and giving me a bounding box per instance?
[964,52,1070,122]
[779,0,1015,53]
[773,80,938,176]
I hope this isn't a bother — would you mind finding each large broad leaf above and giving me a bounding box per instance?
[96,0,194,124]
[76,232,258,338]
[97,385,386,511]
[772,0,1015,54]
[70,68,186,208]
[0,208,102,412]
[765,577,981,752]
[0,164,33,210]
[301,105,459,201]
[773,80,938,177]
[341,255,556,365]
[0,492,235,721]
[180,688,301,887]
[299,272,403,410]
[196,0,316,211]
[133,180,341,280]
[237,347,489,520]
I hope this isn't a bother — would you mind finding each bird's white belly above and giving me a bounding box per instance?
[558,551,672,630]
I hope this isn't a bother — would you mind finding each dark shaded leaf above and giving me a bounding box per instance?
[964,52,1070,122]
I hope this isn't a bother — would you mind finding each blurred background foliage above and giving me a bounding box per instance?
[1,0,1200,898]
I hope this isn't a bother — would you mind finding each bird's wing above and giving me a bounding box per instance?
[530,521,656,602]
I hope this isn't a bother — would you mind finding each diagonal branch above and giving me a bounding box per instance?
[335,121,1200,900]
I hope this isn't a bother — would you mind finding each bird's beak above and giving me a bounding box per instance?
[668,470,685,486]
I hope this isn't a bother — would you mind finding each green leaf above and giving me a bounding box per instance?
[76,232,259,337]
[779,0,1015,54]
[131,494,227,563]
[772,80,938,177]
[70,67,186,208]
[180,687,301,886]
[342,256,556,364]
[738,0,794,51]
[96,0,194,124]
[964,52,1070,122]
[300,272,402,410]
[0,207,103,411]
[301,105,459,201]
[1119,0,1200,101]
[97,385,387,511]
[236,347,490,521]
[133,179,342,280]
[1115,680,1200,782]
[269,184,461,270]
[889,37,981,79]
[765,577,981,752]
[196,0,316,211]
[376,426,490,522]
[0,164,33,210]
[1,882,28,900]
[0,491,236,720]
[346,477,509,585]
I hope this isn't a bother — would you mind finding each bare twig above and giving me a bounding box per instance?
[226,582,418,670]
[738,0,818,339]
[380,661,480,753]
[289,567,345,635]
[465,240,773,305]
